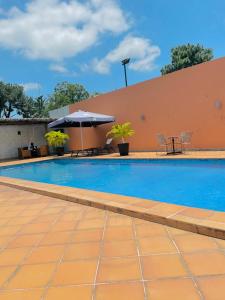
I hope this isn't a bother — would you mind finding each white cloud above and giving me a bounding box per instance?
[49,63,77,76]
[21,82,41,92]
[49,63,69,74]
[92,36,161,74]
[0,0,129,61]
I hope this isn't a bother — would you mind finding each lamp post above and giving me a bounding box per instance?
[121,58,130,87]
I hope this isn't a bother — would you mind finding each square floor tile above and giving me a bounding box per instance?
[95,282,144,300]
[146,278,200,300]
[84,209,106,219]
[174,234,218,252]
[180,207,213,219]
[41,207,63,215]
[167,227,194,236]
[24,245,64,264]
[0,225,21,237]
[104,226,134,241]
[142,254,187,279]
[135,223,167,238]
[0,247,31,266]
[97,257,141,282]
[183,251,225,276]
[208,212,225,223]
[0,236,12,248]
[71,229,103,243]
[20,209,42,217]
[197,275,225,300]
[52,260,97,285]
[32,214,59,223]
[0,266,17,286]
[77,218,105,230]
[215,238,225,249]
[1,211,20,218]
[102,240,137,257]
[107,216,132,227]
[45,285,92,300]
[0,289,44,300]
[39,231,72,246]
[65,206,84,213]
[6,263,55,289]
[149,203,184,217]
[139,236,177,255]
[7,234,44,248]
[59,212,81,222]
[0,219,10,227]
[50,221,76,232]
[19,222,51,234]
[64,242,100,261]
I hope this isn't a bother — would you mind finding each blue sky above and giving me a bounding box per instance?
[0,0,225,97]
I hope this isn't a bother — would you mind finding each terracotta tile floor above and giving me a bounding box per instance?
[0,186,225,299]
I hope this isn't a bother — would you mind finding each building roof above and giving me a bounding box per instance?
[0,118,55,125]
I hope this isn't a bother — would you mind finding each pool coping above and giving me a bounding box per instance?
[0,173,225,240]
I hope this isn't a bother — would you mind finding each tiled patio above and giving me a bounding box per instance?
[0,186,225,299]
[2,150,225,168]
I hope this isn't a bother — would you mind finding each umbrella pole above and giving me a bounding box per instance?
[80,122,84,150]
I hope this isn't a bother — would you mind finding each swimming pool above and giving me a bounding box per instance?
[0,158,225,211]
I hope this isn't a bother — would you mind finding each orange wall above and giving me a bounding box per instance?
[68,57,225,151]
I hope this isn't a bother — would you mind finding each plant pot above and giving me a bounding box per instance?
[118,143,129,156]
[56,147,64,156]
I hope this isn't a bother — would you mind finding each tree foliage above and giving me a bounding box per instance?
[161,44,213,75]
[0,82,25,118]
[32,96,48,118]
[0,80,96,119]
[47,82,90,111]
[17,95,49,118]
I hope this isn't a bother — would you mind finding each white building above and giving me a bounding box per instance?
[0,118,53,160]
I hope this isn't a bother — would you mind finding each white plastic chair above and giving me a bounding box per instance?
[156,133,170,154]
[106,138,113,145]
[180,131,193,152]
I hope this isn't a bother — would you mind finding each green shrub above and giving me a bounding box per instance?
[107,122,135,143]
[45,131,69,147]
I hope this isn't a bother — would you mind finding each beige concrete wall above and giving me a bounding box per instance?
[68,57,225,151]
[0,124,47,159]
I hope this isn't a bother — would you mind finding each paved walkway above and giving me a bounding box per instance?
[91,150,225,159]
[0,186,225,299]
[2,150,225,168]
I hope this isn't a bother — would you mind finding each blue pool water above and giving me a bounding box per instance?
[1,158,225,211]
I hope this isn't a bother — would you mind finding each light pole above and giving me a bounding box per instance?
[121,58,130,87]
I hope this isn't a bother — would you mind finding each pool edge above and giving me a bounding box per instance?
[0,176,225,240]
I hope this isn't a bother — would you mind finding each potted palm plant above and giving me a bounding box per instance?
[45,131,69,156]
[107,122,135,156]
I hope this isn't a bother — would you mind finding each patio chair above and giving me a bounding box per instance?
[18,147,32,159]
[156,133,171,154]
[38,145,49,157]
[71,148,97,158]
[97,138,114,155]
[180,131,193,152]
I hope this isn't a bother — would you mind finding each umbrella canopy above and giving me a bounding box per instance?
[48,110,115,128]
[48,110,115,150]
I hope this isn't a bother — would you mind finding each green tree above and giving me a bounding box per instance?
[17,96,34,118]
[33,96,48,118]
[47,82,90,111]
[0,82,26,118]
[161,44,213,75]
[17,95,49,118]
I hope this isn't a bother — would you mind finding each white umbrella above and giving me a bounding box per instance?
[48,110,115,149]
